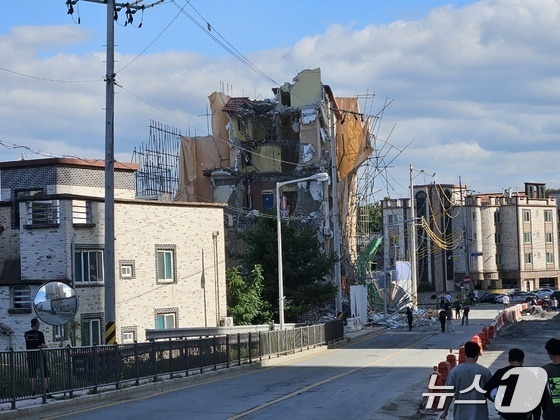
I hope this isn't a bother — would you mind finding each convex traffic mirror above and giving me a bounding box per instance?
[33,281,78,326]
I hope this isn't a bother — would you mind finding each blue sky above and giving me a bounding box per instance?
[1,0,559,198]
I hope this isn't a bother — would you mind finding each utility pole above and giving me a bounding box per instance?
[329,107,342,316]
[69,0,165,344]
[409,164,418,309]
[104,0,117,345]
[459,176,471,293]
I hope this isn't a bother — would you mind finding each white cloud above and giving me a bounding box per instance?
[1,0,560,195]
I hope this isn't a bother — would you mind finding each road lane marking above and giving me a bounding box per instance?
[228,332,438,419]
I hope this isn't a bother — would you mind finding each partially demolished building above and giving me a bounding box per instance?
[174,68,374,291]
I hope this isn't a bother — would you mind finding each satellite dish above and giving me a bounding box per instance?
[33,281,78,326]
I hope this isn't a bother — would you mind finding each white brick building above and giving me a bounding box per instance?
[0,158,227,350]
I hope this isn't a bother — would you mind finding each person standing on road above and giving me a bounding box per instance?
[440,341,492,419]
[455,301,462,319]
[484,348,540,420]
[538,338,560,419]
[446,307,455,332]
[24,318,51,396]
[406,306,413,331]
[462,305,470,326]
[502,294,510,309]
[439,309,447,332]
[551,297,558,312]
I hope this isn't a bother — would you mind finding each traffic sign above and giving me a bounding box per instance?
[463,275,471,283]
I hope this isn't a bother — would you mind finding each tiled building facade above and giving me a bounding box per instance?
[0,158,226,350]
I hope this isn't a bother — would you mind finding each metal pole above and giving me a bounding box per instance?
[276,182,285,330]
[409,164,418,310]
[104,0,116,344]
[329,107,342,315]
[276,173,329,330]
[383,221,388,317]
[213,231,220,325]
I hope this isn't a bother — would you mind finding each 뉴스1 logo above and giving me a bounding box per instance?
[423,367,548,412]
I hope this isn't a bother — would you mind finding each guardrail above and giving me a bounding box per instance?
[0,320,343,410]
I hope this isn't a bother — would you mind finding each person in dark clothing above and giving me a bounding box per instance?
[484,348,539,419]
[462,305,470,326]
[406,306,413,331]
[439,309,447,332]
[455,302,462,320]
[24,318,51,396]
[539,338,560,419]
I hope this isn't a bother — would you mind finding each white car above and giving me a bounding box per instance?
[531,290,551,300]
[494,295,505,304]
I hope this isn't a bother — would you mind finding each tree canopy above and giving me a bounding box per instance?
[236,215,337,322]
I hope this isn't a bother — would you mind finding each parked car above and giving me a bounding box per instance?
[479,293,503,303]
[493,295,506,304]
[550,291,560,301]
[536,288,555,295]
[508,292,538,303]
[530,290,551,300]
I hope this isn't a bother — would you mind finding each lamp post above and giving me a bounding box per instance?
[276,172,330,330]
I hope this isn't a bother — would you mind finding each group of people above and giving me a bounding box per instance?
[437,294,470,333]
[439,339,560,420]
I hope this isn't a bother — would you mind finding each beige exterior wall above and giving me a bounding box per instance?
[113,200,226,342]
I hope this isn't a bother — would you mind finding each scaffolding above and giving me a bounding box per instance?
[132,120,181,199]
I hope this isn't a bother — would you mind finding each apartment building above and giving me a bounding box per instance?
[381,182,560,296]
[381,184,463,293]
[0,158,226,350]
[457,182,560,291]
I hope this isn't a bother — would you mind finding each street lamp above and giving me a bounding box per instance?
[276,172,330,330]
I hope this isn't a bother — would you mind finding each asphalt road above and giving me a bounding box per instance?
[9,304,560,420]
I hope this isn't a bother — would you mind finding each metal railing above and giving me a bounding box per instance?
[0,321,343,409]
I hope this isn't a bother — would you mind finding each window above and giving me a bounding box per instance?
[524,253,532,264]
[495,233,501,244]
[262,191,274,210]
[494,211,501,223]
[546,232,553,243]
[75,249,104,283]
[81,318,102,346]
[26,200,59,225]
[121,327,137,344]
[546,253,554,264]
[523,210,531,222]
[545,210,552,222]
[156,245,176,283]
[11,286,32,310]
[496,254,502,265]
[523,232,532,244]
[72,200,93,224]
[121,265,132,278]
[387,214,395,224]
[119,261,135,279]
[156,313,176,329]
[13,189,42,229]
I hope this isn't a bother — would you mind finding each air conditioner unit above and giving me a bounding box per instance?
[220,317,234,327]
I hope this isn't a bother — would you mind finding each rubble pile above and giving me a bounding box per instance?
[370,308,437,329]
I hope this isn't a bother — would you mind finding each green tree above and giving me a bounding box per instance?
[238,216,337,322]
[226,265,272,325]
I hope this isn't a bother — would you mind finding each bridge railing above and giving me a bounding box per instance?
[0,320,343,410]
